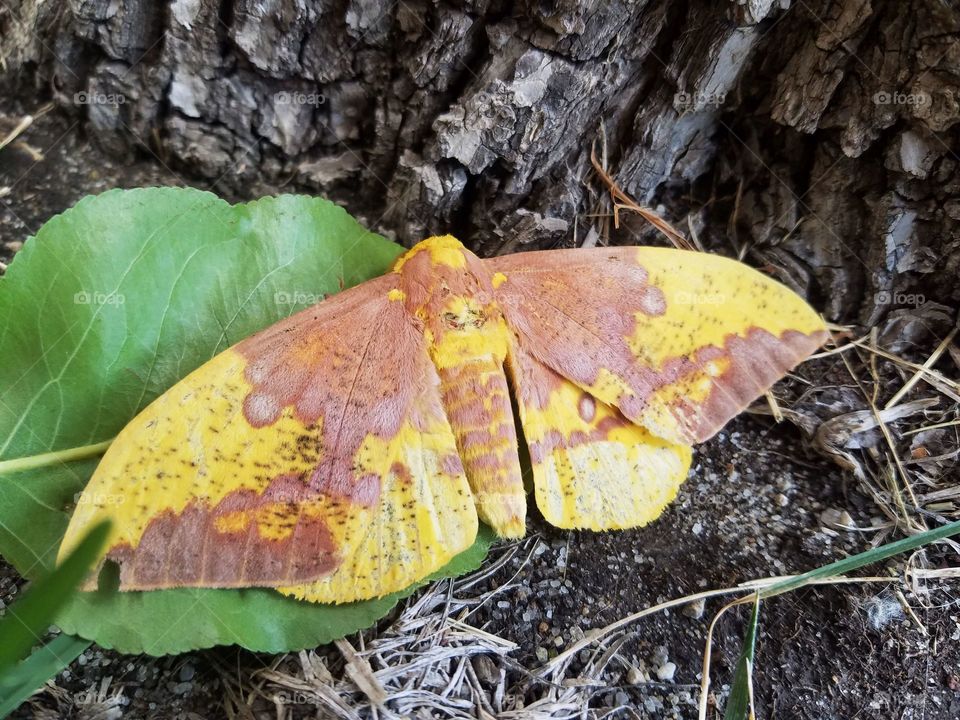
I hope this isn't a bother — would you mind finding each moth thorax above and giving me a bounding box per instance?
[441,296,488,330]
[428,296,509,370]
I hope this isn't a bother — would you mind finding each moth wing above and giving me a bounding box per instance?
[489,247,827,446]
[507,341,692,530]
[59,275,477,603]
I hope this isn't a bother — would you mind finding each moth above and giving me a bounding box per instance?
[61,236,827,604]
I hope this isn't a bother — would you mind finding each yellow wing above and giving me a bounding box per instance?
[59,275,477,603]
[508,341,691,530]
[490,246,826,531]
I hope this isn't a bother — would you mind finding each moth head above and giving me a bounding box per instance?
[392,234,469,273]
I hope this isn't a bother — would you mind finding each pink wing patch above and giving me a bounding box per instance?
[488,247,828,445]
[236,276,440,505]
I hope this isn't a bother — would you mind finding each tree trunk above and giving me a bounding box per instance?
[3,0,958,332]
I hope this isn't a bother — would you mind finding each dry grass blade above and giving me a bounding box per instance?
[335,637,387,708]
[885,326,958,409]
[697,595,755,720]
[720,594,760,720]
[894,589,928,636]
[0,115,35,153]
[258,667,363,720]
[814,398,935,501]
[0,103,52,153]
[849,337,960,402]
[588,141,693,251]
[909,567,960,580]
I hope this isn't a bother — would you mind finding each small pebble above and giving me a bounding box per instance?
[682,598,706,619]
[472,655,498,686]
[820,508,854,530]
[556,547,567,569]
[614,691,630,706]
[538,621,549,633]
[652,646,669,667]
[656,661,677,682]
[626,666,645,685]
[178,664,195,682]
[535,647,549,664]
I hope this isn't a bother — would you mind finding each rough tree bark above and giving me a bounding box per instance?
[2,0,958,332]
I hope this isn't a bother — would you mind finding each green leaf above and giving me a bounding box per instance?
[0,634,91,719]
[723,595,759,720]
[60,524,493,655]
[0,521,109,671]
[0,187,492,654]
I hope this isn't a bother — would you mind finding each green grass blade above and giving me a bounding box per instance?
[0,520,109,671]
[0,633,91,718]
[723,594,760,720]
[760,519,960,599]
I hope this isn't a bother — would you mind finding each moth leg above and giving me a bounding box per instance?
[438,358,526,538]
